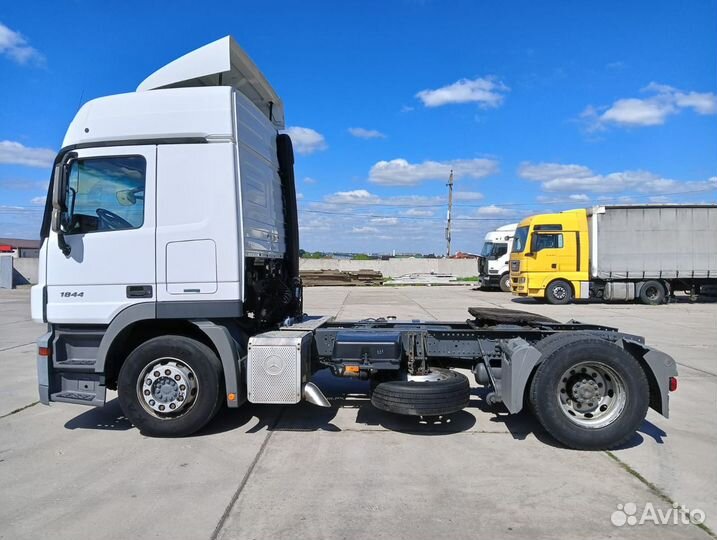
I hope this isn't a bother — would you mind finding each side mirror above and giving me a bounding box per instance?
[50,163,65,233]
[51,152,77,256]
[530,233,538,255]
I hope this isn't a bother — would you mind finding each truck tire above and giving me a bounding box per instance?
[545,280,573,305]
[118,336,224,437]
[371,368,470,416]
[639,280,665,305]
[528,338,649,450]
[499,273,512,292]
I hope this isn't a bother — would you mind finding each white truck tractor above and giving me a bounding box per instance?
[478,223,517,292]
[31,37,678,450]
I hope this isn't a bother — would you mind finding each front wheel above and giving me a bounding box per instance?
[545,280,573,305]
[529,338,649,450]
[499,273,512,292]
[118,336,224,437]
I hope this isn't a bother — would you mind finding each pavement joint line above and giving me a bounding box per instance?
[334,290,351,319]
[605,450,717,539]
[0,342,34,353]
[0,401,40,420]
[396,289,437,320]
[674,363,717,377]
[210,407,285,540]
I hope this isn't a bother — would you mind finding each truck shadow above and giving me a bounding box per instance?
[63,374,666,449]
[510,295,716,305]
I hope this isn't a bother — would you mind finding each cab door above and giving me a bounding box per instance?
[45,146,156,324]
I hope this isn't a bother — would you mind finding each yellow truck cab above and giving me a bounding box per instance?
[510,209,590,304]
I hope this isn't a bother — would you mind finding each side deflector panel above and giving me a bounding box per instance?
[235,91,286,259]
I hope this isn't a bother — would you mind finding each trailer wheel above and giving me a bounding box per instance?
[499,273,512,292]
[371,368,470,417]
[529,339,649,450]
[118,336,224,437]
[545,280,572,305]
[639,280,665,305]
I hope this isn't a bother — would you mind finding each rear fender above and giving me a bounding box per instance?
[619,338,677,418]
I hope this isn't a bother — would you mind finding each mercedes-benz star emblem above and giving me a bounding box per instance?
[264,355,285,376]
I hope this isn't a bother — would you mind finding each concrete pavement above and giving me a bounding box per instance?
[0,286,714,539]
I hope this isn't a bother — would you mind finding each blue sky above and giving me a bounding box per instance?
[1,1,716,254]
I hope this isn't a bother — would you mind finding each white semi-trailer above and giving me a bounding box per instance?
[32,37,678,450]
[478,223,517,292]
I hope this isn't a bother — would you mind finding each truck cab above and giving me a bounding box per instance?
[32,36,302,415]
[478,223,517,292]
[509,209,590,303]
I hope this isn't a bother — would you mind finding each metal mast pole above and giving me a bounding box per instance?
[445,169,454,257]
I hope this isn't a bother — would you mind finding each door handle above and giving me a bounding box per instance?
[126,285,153,298]
[551,263,557,269]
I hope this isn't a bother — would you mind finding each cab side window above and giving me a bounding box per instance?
[65,156,146,234]
[534,233,564,252]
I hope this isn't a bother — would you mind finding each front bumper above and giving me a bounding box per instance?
[480,275,501,288]
[511,275,528,294]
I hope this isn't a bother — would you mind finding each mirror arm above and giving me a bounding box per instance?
[57,231,71,256]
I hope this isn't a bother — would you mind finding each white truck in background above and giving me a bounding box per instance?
[478,223,517,292]
[30,37,678,450]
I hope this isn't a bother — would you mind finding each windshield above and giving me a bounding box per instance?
[512,226,530,253]
[481,241,508,258]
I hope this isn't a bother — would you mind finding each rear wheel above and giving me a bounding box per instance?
[371,368,470,416]
[118,336,224,437]
[639,280,665,305]
[499,273,512,292]
[545,280,573,305]
[529,338,648,450]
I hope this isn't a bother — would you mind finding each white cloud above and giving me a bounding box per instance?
[30,196,45,205]
[348,127,386,139]
[403,208,435,217]
[303,177,318,185]
[351,226,379,234]
[520,161,717,194]
[283,126,327,155]
[674,91,717,115]
[475,205,516,217]
[0,22,43,65]
[518,163,593,181]
[0,204,43,239]
[600,98,674,126]
[370,217,399,225]
[416,77,509,108]
[369,157,498,186]
[581,83,717,130]
[324,189,380,205]
[321,190,445,209]
[0,140,55,168]
[536,193,591,204]
[453,191,484,201]
[0,179,47,190]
